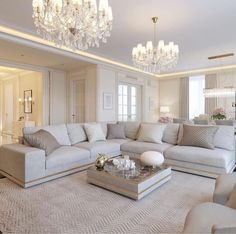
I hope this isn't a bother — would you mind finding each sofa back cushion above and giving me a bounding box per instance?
[84,123,106,143]
[24,129,60,156]
[214,125,235,151]
[117,121,140,140]
[178,124,218,149]
[178,124,235,151]
[162,123,180,145]
[23,124,71,146]
[66,123,87,145]
[137,123,166,144]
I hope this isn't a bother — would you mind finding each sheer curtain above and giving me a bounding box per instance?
[179,77,189,119]
[205,74,217,116]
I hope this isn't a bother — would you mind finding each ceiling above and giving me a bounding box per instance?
[0,39,92,71]
[0,0,236,73]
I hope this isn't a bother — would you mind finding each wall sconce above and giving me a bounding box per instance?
[18,98,24,105]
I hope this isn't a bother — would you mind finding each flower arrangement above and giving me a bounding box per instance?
[158,116,173,123]
[211,108,226,120]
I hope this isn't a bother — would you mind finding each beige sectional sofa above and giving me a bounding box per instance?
[183,173,236,233]
[0,122,235,188]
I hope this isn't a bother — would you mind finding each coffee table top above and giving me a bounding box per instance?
[88,156,170,184]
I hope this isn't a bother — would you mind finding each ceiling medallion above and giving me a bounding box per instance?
[132,17,179,73]
[32,0,113,50]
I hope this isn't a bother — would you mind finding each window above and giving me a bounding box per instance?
[118,83,141,121]
[189,75,205,119]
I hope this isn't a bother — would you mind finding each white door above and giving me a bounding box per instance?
[3,83,14,135]
[118,83,142,121]
[71,79,85,123]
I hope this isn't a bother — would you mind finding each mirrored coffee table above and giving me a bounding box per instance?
[87,157,171,200]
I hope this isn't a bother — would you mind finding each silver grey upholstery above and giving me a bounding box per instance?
[183,173,236,233]
[213,173,236,205]
[183,202,236,233]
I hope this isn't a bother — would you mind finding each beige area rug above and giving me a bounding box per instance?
[0,171,214,234]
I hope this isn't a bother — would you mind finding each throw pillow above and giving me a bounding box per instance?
[214,125,235,151]
[84,123,106,143]
[117,121,140,140]
[162,123,180,145]
[137,124,166,144]
[107,124,126,139]
[66,124,87,145]
[24,129,61,156]
[178,124,218,149]
[226,183,236,209]
[43,124,71,146]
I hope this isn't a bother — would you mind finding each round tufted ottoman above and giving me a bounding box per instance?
[140,151,164,167]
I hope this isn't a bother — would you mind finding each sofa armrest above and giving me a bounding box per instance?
[212,224,236,233]
[0,144,46,184]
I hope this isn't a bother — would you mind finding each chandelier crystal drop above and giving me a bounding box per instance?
[32,0,113,50]
[132,17,179,73]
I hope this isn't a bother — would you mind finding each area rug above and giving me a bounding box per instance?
[0,171,214,234]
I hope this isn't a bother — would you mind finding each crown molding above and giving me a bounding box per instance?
[157,64,236,80]
[0,25,155,78]
[1,25,236,80]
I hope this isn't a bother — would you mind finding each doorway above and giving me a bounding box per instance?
[71,79,86,123]
[0,65,43,140]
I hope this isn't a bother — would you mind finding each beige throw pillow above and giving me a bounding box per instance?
[84,123,106,143]
[137,124,166,144]
[178,124,218,149]
[226,183,236,209]
[24,129,61,156]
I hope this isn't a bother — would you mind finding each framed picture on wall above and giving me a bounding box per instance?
[149,97,156,111]
[103,93,113,110]
[24,90,33,113]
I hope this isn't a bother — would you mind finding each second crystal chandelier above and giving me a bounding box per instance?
[32,0,113,50]
[132,17,179,73]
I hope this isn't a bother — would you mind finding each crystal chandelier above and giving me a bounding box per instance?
[132,17,179,73]
[32,0,113,50]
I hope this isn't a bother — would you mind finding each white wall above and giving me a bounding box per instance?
[97,67,117,122]
[18,71,43,125]
[68,65,97,123]
[96,65,159,123]
[159,78,180,118]
[49,70,67,125]
[0,81,2,132]
[0,71,43,133]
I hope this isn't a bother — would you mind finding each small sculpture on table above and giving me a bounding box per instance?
[95,154,108,171]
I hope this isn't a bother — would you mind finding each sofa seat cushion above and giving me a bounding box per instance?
[164,145,234,168]
[121,141,173,154]
[46,146,90,169]
[75,141,120,158]
[214,173,236,205]
[107,139,133,145]
[183,202,236,234]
